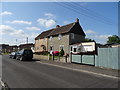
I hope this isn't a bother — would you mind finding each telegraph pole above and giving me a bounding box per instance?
[26,37,28,44]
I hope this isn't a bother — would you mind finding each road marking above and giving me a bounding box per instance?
[36,61,119,79]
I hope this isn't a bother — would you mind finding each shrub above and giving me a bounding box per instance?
[59,48,65,56]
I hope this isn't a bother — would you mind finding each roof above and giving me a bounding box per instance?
[19,43,34,47]
[35,29,54,40]
[35,21,86,40]
[48,22,75,36]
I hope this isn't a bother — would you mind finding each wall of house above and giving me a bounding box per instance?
[48,34,69,54]
[35,38,48,53]
[69,33,85,45]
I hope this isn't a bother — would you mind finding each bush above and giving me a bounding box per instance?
[59,48,65,56]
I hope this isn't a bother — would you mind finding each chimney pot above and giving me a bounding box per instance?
[76,18,79,22]
[56,25,60,28]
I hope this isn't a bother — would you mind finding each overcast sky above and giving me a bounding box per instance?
[0,2,118,45]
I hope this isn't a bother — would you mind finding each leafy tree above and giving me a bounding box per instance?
[107,35,120,44]
[84,38,95,42]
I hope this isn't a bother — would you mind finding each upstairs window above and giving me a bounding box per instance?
[49,36,52,41]
[44,37,46,41]
[73,48,77,52]
[58,34,62,40]
[71,33,75,39]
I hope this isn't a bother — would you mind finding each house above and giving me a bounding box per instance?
[47,18,85,54]
[19,43,34,51]
[0,44,9,53]
[35,29,53,54]
[8,45,18,52]
[110,44,120,47]
[35,18,86,54]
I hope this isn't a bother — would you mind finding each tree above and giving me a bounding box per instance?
[84,38,95,42]
[107,35,120,44]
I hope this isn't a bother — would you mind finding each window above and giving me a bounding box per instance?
[73,48,77,52]
[58,34,62,40]
[50,46,53,51]
[49,36,52,41]
[71,33,75,39]
[78,46,81,52]
[44,38,46,41]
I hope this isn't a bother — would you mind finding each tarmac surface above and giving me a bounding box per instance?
[1,55,119,88]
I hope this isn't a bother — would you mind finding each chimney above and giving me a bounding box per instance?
[56,25,60,28]
[76,18,79,22]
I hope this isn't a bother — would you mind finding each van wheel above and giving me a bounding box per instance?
[16,57,18,60]
[20,57,23,61]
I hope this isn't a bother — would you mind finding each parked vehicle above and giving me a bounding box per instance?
[9,52,18,59]
[16,49,33,61]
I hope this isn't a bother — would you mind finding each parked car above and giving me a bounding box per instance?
[9,52,18,59]
[53,51,59,56]
[16,49,33,61]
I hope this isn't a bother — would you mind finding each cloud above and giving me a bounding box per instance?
[37,13,56,28]
[26,27,41,31]
[85,30,96,34]
[0,25,26,37]
[0,11,13,16]
[63,21,71,24]
[44,13,55,18]
[37,18,56,28]
[7,20,32,25]
[86,34,112,44]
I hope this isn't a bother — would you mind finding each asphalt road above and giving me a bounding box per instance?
[2,55,118,88]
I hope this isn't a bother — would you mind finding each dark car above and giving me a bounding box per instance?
[16,49,33,61]
[9,52,18,59]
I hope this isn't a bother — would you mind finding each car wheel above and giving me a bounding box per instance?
[16,56,19,60]
[20,57,23,61]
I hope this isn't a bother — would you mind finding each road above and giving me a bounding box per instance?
[2,55,118,88]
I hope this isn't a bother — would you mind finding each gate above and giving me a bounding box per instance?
[71,54,95,66]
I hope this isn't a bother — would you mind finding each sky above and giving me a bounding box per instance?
[0,2,118,45]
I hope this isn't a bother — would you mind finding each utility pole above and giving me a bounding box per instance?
[16,39,17,45]
[26,37,28,44]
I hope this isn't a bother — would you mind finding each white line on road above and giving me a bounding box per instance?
[36,61,119,79]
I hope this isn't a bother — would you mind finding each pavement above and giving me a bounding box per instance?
[2,55,119,88]
[33,57,119,79]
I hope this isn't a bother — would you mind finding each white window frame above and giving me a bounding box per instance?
[58,34,62,40]
[44,37,46,41]
[49,36,52,41]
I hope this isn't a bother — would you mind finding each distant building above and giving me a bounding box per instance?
[110,44,120,47]
[0,44,9,53]
[19,43,34,52]
[8,45,18,52]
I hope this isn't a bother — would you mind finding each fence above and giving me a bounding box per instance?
[72,47,119,70]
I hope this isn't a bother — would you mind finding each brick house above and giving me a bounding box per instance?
[35,18,86,54]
